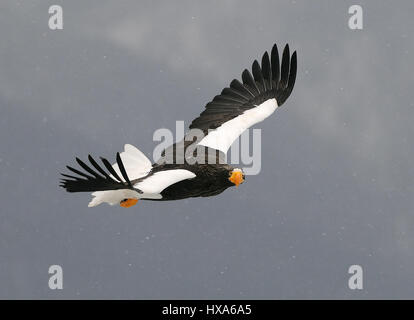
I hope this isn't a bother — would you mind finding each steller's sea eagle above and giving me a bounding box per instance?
[60,44,297,207]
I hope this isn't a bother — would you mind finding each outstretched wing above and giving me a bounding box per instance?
[60,144,152,193]
[60,153,140,193]
[189,44,297,154]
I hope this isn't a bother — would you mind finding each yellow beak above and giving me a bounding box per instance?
[120,198,138,208]
[229,171,244,187]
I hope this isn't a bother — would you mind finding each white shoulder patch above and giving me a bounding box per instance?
[111,144,152,181]
[134,169,196,194]
[197,98,278,153]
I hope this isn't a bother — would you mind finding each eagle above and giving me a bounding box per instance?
[60,44,297,207]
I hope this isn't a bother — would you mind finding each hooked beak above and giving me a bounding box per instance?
[229,171,244,187]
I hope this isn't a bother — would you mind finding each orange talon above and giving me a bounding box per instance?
[120,198,138,208]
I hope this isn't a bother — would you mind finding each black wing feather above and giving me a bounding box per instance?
[242,69,260,95]
[87,154,112,180]
[271,44,280,84]
[261,51,272,90]
[288,51,297,90]
[116,152,133,188]
[220,87,250,101]
[279,44,290,89]
[76,157,104,179]
[100,157,123,183]
[230,79,255,98]
[278,50,297,105]
[66,165,94,180]
[252,60,266,92]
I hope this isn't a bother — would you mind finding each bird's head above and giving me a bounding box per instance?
[228,168,245,187]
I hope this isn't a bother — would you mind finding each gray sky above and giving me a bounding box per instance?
[1,0,413,299]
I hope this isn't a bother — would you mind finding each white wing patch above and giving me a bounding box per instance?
[197,98,278,153]
[111,144,152,181]
[134,169,196,194]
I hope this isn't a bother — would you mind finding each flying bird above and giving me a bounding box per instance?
[60,44,297,207]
